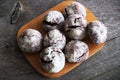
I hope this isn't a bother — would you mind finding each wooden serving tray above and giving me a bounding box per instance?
[17,1,104,78]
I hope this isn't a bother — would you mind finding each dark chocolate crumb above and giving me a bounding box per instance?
[74,17,81,23]
[43,20,58,26]
[41,58,52,63]
[68,26,81,28]
[66,30,71,32]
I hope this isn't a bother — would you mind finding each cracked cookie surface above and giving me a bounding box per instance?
[40,46,65,73]
[17,29,43,53]
[65,14,87,40]
[42,11,65,31]
[43,29,66,50]
[64,40,89,62]
[87,20,107,44]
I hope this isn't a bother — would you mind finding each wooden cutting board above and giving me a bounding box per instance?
[17,1,104,78]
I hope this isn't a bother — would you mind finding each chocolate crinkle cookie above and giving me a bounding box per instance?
[43,29,66,50]
[64,40,89,63]
[65,14,87,40]
[42,10,65,31]
[63,1,86,18]
[40,46,65,73]
[17,29,43,53]
[87,20,107,44]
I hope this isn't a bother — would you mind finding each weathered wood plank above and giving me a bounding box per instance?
[0,0,120,80]
[90,66,120,80]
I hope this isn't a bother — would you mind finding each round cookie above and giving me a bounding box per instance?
[42,10,65,31]
[40,46,65,73]
[17,29,43,53]
[63,1,86,18]
[43,29,66,50]
[64,40,89,63]
[65,14,87,40]
[87,20,107,44]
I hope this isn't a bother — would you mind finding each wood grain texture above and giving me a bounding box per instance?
[17,1,104,78]
[0,0,120,80]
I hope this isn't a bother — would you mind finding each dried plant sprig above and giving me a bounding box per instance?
[11,1,23,24]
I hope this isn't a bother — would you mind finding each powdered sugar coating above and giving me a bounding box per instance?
[43,29,66,50]
[17,29,42,53]
[40,46,65,73]
[65,14,87,40]
[43,11,65,31]
[87,20,107,44]
[64,40,89,62]
[63,1,86,18]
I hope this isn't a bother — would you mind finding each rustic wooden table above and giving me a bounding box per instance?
[0,0,120,80]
